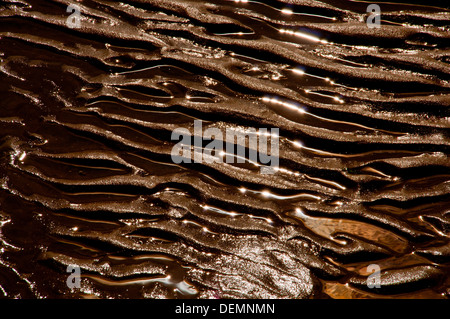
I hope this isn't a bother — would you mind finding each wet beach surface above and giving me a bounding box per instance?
[0,0,449,299]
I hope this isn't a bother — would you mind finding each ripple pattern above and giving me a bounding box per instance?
[0,0,449,299]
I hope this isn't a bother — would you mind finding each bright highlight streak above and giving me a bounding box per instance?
[333,96,345,103]
[261,190,270,198]
[292,141,303,148]
[279,28,327,44]
[262,97,305,114]
[295,208,306,217]
[292,68,305,76]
